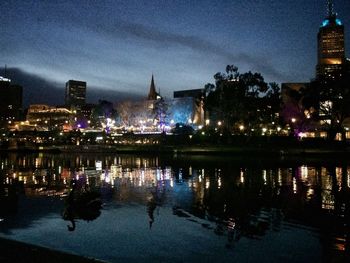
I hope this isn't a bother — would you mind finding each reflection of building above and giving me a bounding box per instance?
[65,80,87,110]
[316,1,346,79]
[0,76,23,124]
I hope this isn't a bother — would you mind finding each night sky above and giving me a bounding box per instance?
[1,0,350,106]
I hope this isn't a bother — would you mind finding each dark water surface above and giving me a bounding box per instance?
[0,153,349,262]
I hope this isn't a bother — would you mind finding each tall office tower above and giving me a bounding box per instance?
[65,80,86,110]
[0,76,23,123]
[316,0,345,79]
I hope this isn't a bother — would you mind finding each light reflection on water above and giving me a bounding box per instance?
[0,153,350,262]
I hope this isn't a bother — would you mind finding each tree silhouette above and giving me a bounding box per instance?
[204,65,279,133]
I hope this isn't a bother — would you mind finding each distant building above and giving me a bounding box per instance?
[167,97,201,125]
[0,76,23,125]
[114,81,204,131]
[65,80,86,110]
[26,104,72,131]
[147,75,160,100]
[173,88,205,125]
[115,97,199,131]
[316,1,346,79]
[80,103,96,120]
[173,89,203,99]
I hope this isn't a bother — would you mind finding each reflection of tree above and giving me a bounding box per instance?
[147,195,157,229]
[172,166,276,245]
[62,179,102,231]
[196,164,349,256]
[146,182,166,229]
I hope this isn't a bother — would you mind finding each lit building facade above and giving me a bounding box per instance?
[65,80,87,110]
[316,1,345,79]
[26,104,73,131]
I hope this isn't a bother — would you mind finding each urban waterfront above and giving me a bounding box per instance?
[0,153,349,262]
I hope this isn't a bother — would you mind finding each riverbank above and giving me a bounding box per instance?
[2,144,350,156]
[1,136,350,157]
[0,237,105,263]
[55,143,350,157]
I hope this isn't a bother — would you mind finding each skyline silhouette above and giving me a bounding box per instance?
[1,0,350,105]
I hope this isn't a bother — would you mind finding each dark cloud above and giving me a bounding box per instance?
[61,15,287,80]
[112,20,288,80]
[1,67,142,107]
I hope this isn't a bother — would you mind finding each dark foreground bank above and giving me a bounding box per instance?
[0,237,105,263]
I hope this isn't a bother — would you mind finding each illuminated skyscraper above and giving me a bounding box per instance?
[65,80,86,110]
[316,0,345,79]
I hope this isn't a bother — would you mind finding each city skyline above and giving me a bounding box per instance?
[1,0,350,106]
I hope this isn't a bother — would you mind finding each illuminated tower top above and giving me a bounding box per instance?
[316,0,345,79]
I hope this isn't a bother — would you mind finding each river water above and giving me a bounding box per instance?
[0,153,349,262]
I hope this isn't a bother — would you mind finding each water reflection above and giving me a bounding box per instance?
[0,178,23,218]
[147,182,166,229]
[0,153,350,260]
[62,178,102,231]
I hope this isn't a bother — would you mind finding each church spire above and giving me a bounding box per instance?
[147,74,158,100]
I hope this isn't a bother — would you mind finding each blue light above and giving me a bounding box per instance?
[336,19,342,26]
[322,19,329,27]
[321,18,342,27]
